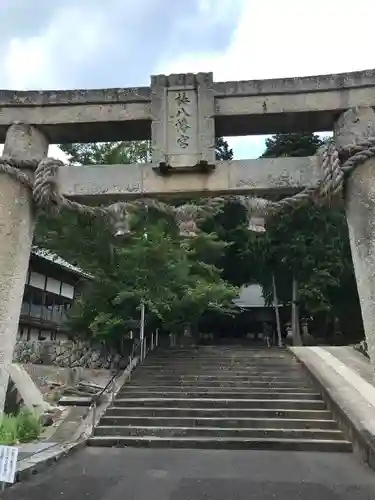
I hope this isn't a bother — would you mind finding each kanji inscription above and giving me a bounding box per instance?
[167,88,199,167]
[174,91,192,149]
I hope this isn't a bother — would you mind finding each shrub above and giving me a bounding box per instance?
[0,411,42,445]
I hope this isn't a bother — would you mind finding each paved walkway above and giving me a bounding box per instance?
[3,447,375,499]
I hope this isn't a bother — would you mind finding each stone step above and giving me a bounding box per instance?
[133,374,307,382]
[146,360,298,365]
[149,358,295,361]
[113,398,326,410]
[116,391,322,401]
[138,369,305,375]
[94,425,346,441]
[93,347,351,453]
[126,380,314,388]
[145,355,298,359]
[99,415,338,430]
[148,356,295,361]
[123,385,317,394]
[147,361,298,366]
[105,407,331,419]
[151,350,291,355]
[143,358,302,364]
[142,361,303,370]
[149,356,294,359]
[87,435,352,452]
[131,375,312,388]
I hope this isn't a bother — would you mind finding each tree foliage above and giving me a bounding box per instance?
[262,133,324,158]
[215,137,234,161]
[61,141,150,165]
[34,139,238,345]
[247,132,363,341]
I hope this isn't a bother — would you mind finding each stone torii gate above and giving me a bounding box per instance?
[1,70,375,413]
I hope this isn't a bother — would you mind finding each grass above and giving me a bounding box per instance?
[0,411,42,445]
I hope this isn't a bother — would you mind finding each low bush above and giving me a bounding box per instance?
[0,411,42,445]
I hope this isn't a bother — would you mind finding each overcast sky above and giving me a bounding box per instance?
[1,0,375,160]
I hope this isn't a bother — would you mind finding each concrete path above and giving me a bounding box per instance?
[3,447,375,499]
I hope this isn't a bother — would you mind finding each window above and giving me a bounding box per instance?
[29,288,44,319]
[29,272,46,290]
[46,277,61,295]
[61,282,75,299]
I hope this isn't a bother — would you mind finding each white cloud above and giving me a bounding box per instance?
[4,5,109,90]
[159,0,375,79]
[157,0,375,158]
[1,0,374,160]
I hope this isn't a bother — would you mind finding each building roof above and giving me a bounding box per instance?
[233,284,269,309]
[31,246,93,279]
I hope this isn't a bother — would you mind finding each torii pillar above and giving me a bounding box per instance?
[0,124,48,415]
[334,107,375,366]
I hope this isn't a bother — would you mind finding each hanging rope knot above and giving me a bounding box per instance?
[316,141,344,202]
[316,136,375,203]
[33,157,65,210]
[339,137,375,175]
[234,136,375,231]
[173,199,224,237]
[106,202,134,237]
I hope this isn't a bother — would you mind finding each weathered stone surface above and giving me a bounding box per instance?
[334,107,375,368]
[13,340,124,370]
[8,364,49,415]
[0,87,151,105]
[58,156,320,203]
[1,69,375,141]
[90,346,351,452]
[292,345,375,470]
[151,73,215,169]
[0,124,48,415]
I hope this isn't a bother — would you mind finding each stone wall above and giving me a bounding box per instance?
[13,340,128,369]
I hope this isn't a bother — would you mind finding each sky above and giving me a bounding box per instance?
[1,0,375,161]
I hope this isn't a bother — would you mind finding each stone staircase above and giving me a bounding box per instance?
[88,346,352,452]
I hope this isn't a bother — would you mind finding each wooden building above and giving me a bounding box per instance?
[17,247,91,341]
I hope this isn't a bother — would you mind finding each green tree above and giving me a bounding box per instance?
[34,139,238,346]
[262,133,324,158]
[248,132,363,342]
[62,136,231,165]
[61,141,150,165]
[215,137,233,161]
